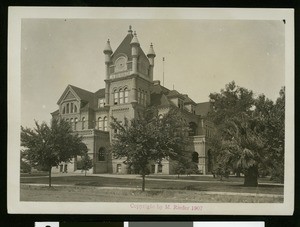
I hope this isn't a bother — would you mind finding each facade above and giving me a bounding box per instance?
[51,26,214,175]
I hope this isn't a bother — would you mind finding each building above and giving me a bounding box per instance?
[51,26,214,175]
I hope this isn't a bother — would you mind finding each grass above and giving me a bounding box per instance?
[20,184,283,203]
[20,175,283,196]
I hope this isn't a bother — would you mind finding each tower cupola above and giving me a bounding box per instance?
[147,43,156,66]
[130,31,140,47]
[103,39,113,64]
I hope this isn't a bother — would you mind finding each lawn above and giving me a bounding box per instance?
[20,175,283,196]
[20,184,283,203]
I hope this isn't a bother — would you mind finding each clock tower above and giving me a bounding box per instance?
[103,26,156,130]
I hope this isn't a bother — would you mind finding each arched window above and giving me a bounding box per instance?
[82,117,85,130]
[98,147,106,161]
[62,106,66,114]
[74,105,77,113]
[103,117,108,131]
[124,88,129,103]
[66,103,69,114]
[113,90,118,105]
[74,118,78,130]
[98,117,103,130]
[71,103,73,113]
[66,118,69,122]
[189,122,197,136]
[159,114,163,120]
[119,89,124,104]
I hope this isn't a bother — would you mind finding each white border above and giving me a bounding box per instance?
[8,7,294,215]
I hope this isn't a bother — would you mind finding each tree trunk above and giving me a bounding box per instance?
[85,170,87,177]
[48,166,52,187]
[244,166,258,187]
[142,174,146,191]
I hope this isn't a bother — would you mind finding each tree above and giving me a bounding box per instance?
[110,107,190,191]
[172,153,199,178]
[78,153,93,176]
[21,119,88,187]
[208,81,285,186]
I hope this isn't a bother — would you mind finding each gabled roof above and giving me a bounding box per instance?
[167,90,185,99]
[57,85,106,110]
[150,93,171,107]
[195,102,212,117]
[182,94,196,105]
[111,33,149,63]
[69,85,95,103]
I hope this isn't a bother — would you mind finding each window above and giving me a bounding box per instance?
[119,89,124,104]
[74,105,77,113]
[62,106,65,114]
[158,164,163,173]
[70,118,73,128]
[82,117,85,130]
[74,118,78,130]
[66,103,69,113]
[137,89,141,104]
[124,88,129,103]
[71,103,73,113]
[98,117,103,130]
[103,117,108,131]
[98,98,105,108]
[117,164,122,173]
[189,122,197,136]
[114,90,118,105]
[144,91,147,106]
[151,164,155,174]
[141,91,144,105]
[98,147,106,161]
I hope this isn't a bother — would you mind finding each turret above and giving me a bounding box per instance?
[147,43,156,65]
[147,43,156,81]
[103,39,113,105]
[130,31,140,74]
[103,39,113,80]
[103,39,113,64]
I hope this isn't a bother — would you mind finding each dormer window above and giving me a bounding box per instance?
[178,99,184,109]
[98,98,105,108]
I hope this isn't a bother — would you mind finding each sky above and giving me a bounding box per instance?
[21,18,285,128]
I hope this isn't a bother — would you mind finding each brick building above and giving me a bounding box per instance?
[51,26,214,175]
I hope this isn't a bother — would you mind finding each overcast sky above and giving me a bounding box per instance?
[21,18,285,128]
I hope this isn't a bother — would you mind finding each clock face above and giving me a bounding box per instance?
[115,56,127,72]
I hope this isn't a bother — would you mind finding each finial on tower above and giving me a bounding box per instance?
[147,42,156,58]
[130,31,140,46]
[103,38,113,54]
[128,25,133,34]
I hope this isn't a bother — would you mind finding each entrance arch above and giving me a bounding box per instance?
[192,152,199,163]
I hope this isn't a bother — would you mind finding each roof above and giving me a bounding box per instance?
[195,102,211,117]
[111,32,149,63]
[57,85,105,110]
[69,85,95,104]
